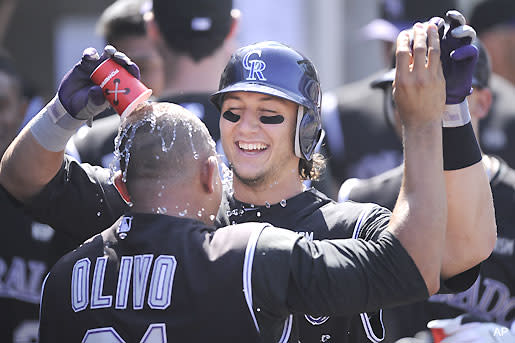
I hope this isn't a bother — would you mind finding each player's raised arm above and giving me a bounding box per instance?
[0,46,138,203]
[437,11,496,278]
[387,22,447,294]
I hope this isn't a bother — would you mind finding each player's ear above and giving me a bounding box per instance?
[226,9,241,41]
[200,155,219,194]
[113,171,132,204]
[145,15,163,45]
[474,88,493,120]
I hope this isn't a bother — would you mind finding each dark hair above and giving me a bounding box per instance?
[97,0,147,45]
[299,152,326,181]
[117,102,216,194]
[153,0,233,62]
[470,0,515,36]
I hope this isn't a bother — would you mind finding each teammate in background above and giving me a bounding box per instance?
[73,0,165,166]
[74,0,239,168]
[0,13,496,343]
[318,0,456,200]
[38,90,445,341]
[0,50,75,343]
[469,0,515,169]
[340,39,515,342]
[97,0,165,99]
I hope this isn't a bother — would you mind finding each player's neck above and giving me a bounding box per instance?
[161,49,229,96]
[130,193,217,226]
[232,175,305,206]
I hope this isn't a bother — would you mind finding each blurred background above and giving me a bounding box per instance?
[3,0,482,101]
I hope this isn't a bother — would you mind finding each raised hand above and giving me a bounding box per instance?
[393,22,445,128]
[438,10,478,105]
[57,45,140,122]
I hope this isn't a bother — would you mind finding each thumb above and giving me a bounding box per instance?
[450,45,478,62]
[87,85,106,106]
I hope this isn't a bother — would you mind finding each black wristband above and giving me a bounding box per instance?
[442,122,482,170]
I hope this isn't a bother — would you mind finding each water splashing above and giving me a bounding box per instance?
[186,122,198,159]
[221,163,234,196]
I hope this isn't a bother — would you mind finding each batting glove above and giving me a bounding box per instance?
[29,45,140,152]
[58,45,140,123]
[438,10,478,105]
[428,314,515,343]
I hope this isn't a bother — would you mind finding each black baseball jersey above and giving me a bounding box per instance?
[318,73,403,200]
[39,211,429,342]
[0,185,75,343]
[24,157,478,342]
[73,93,222,167]
[343,156,515,340]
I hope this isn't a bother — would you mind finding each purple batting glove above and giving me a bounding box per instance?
[58,45,140,121]
[439,10,479,104]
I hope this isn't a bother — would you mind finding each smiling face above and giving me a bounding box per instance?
[220,91,301,190]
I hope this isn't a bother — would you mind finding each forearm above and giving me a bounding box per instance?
[253,228,428,317]
[0,124,64,203]
[441,160,496,278]
[389,121,447,294]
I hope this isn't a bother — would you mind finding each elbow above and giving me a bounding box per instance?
[425,272,441,296]
[480,220,497,262]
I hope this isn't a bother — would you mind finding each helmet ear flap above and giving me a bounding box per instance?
[295,106,323,160]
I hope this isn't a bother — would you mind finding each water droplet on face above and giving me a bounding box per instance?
[280,199,287,207]
[158,192,162,197]
[221,163,234,196]
[197,211,202,217]
[209,214,215,221]
[193,153,199,159]
[265,201,271,208]
[178,209,188,216]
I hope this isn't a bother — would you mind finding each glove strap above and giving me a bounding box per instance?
[29,95,86,152]
[442,100,471,128]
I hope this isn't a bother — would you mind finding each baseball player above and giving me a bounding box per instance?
[340,36,515,342]
[39,96,443,341]
[0,13,495,343]
[74,0,237,168]
[0,51,76,343]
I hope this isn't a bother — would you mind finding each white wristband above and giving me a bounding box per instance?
[442,100,471,128]
[29,95,85,152]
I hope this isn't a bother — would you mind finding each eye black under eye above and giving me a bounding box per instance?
[222,110,240,123]
[260,115,284,124]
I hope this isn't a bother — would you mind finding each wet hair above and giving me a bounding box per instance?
[117,102,216,194]
[299,152,326,181]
